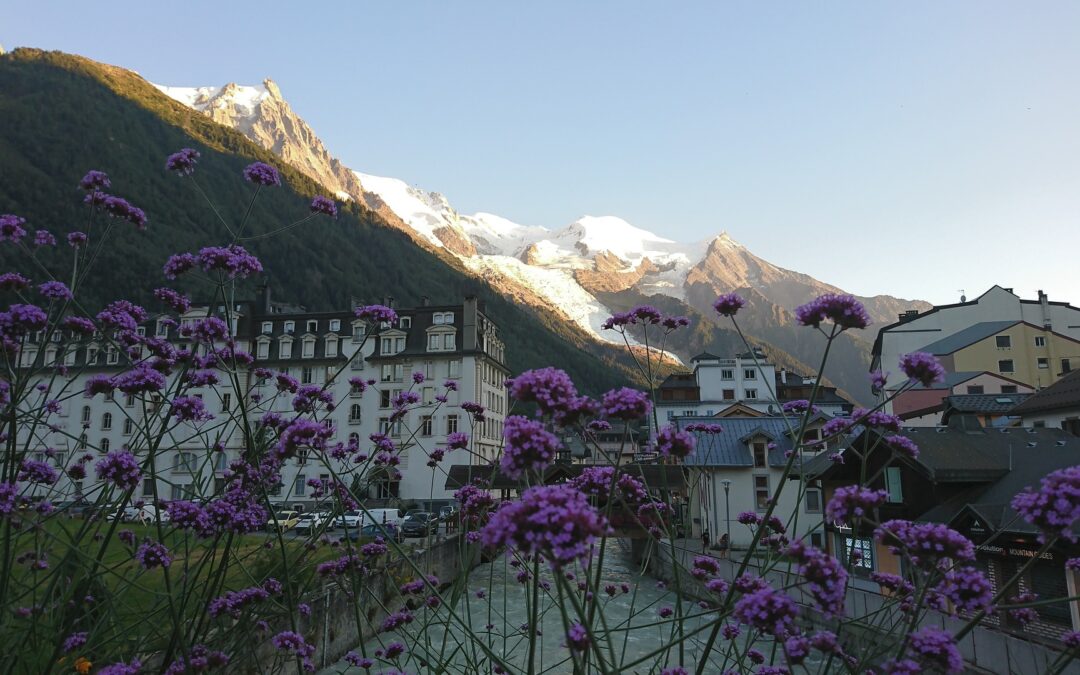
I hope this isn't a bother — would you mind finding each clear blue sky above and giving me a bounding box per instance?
[5,2,1079,305]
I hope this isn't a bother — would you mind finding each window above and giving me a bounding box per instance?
[174,452,196,473]
[106,347,119,365]
[302,338,315,358]
[81,406,91,424]
[966,385,985,395]
[87,346,99,365]
[125,393,135,408]
[294,475,306,496]
[447,414,459,434]
[1001,385,1018,394]
[348,432,360,447]
[381,364,393,382]
[424,361,435,378]
[123,418,134,435]
[844,537,874,571]
[329,319,340,332]
[743,369,757,380]
[722,389,735,401]
[1035,336,1047,347]
[995,335,1011,349]
[428,334,441,351]
[744,389,758,400]
[284,321,295,334]
[449,360,462,378]
[666,410,675,420]
[998,359,1014,373]
[349,404,362,423]
[142,478,155,497]
[421,415,433,436]
[325,337,338,358]
[400,317,411,329]
[754,475,770,511]
[378,417,391,434]
[380,390,391,408]
[306,320,318,333]
[352,322,366,342]
[77,434,88,450]
[171,484,191,501]
[350,353,364,371]
[221,393,232,412]
[100,438,110,452]
[805,488,822,513]
[721,369,734,380]
[434,312,454,325]
[885,467,903,503]
[443,333,456,350]
[101,413,112,430]
[296,449,309,466]
[279,339,293,359]
[301,367,314,384]
[752,442,767,468]
[261,321,273,334]
[1063,359,1073,374]
[257,340,270,359]
[1038,357,1049,369]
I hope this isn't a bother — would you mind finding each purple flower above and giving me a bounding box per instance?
[658,606,674,618]
[785,539,848,617]
[67,231,88,247]
[1012,465,1080,542]
[851,407,903,432]
[18,459,58,485]
[165,148,200,175]
[507,367,579,418]
[875,519,974,568]
[934,566,994,615]
[197,245,263,279]
[713,292,747,317]
[384,642,405,659]
[344,652,373,668]
[781,399,818,415]
[135,540,172,569]
[243,161,281,187]
[826,486,887,523]
[37,281,72,301]
[884,434,920,459]
[96,299,147,332]
[601,387,652,420]
[565,622,590,651]
[112,367,167,395]
[661,315,690,330]
[62,632,88,652]
[0,272,31,291]
[0,214,27,243]
[271,630,314,659]
[163,253,197,280]
[899,351,946,387]
[446,431,469,449]
[870,369,889,390]
[904,627,963,673]
[102,195,148,230]
[79,170,111,191]
[499,415,561,479]
[685,422,723,434]
[354,304,397,324]
[171,396,214,423]
[153,287,191,313]
[310,195,337,216]
[97,660,142,675]
[95,451,142,491]
[733,583,799,637]
[63,316,95,335]
[795,294,870,331]
[656,424,695,459]
[480,484,606,568]
[33,230,56,247]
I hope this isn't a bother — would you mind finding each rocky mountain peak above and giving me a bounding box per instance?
[263,78,283,101]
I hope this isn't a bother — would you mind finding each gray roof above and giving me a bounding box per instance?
[905,371,984,391]
[919,321,1019,355]
[677,416,812,468]
[944,393,1031,414]
[1011,369,1080,416]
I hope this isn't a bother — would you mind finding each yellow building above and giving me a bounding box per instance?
[922,320,1080,390]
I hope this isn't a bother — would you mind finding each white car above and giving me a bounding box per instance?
[293,512,329,534]
[334,510,363,529]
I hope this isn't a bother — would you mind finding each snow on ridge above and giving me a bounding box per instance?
[153,83,272,119]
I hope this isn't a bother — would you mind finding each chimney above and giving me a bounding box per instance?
[780,368,787,384]
[259,283,272,313]
[421,295,430,307]
[463,295,478,351]
[1039,290,1051,329]
[387,296,395,309]
[897,310,920,324]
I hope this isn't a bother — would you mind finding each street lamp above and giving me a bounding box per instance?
[720,478,732,549]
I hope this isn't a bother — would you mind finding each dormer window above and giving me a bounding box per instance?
[325,336,339,358]
[329,319,341,332]
[284,321,295,334]
[156,320,169,336]
[400,317,412,329]
[136,326,146,337]
[256,338,270,360]
[302,336,316,359]
[106,347,119,365]
[306,320,318,333]
[261,321,273,334]
[351,321,366,342]
[279,336,293,359]
[433,312,454,325]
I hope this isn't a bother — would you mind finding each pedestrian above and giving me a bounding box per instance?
[701,528,710,552]
[717,533,729,560]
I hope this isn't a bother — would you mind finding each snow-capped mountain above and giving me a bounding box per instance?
[153,78,930,399]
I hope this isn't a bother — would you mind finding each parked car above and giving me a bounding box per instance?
[105,504,165,524]
[265,510,301,531]
[367,508,405,528]
[293,512,329,534]
[334,510,363,530]
[345,522,403,543]
[401,511,439,537]
[438,505,458,522]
